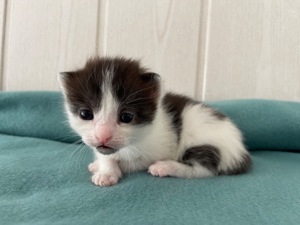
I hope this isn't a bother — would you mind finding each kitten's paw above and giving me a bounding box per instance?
[91,173,119,186]
[148,161,176,177]
[88,161,98,173]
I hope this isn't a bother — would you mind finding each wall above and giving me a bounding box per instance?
[0,0,299,101]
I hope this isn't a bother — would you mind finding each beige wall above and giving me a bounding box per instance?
[0,0,299,101]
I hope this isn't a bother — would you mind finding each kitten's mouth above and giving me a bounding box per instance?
[96,145,118,155]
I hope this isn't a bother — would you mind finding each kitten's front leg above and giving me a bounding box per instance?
[91,158,122,186]
[88,161,98,173]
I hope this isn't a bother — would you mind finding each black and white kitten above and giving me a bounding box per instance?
[59,57,251,186]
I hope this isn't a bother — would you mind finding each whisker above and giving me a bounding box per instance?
[123,95,158,105]
[120,85,158,107]
[60,143,85,172]
[58,134,81,143]
[76,145,91,173]
[52,139,82,159]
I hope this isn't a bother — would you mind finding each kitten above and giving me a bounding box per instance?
[59,57,251,186]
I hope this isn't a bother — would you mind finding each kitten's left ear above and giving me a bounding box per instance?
[140,72,160,83]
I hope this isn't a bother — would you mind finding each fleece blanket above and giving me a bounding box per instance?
[0,92,300,225]
[1,92,300,151]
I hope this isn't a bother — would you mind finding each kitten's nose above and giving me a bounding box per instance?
[98,136,112,145]
[96,125,113,145]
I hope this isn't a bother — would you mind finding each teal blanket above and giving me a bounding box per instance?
[1,92,300,150]
[0,92,300,225]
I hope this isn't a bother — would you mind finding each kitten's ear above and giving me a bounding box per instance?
[140,72,160,83]
[58,72,74,90]
[59,72,71,80]
[59,71,75,81]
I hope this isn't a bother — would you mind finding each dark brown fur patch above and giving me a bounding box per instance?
[203,104,227,120]
[162,93,199,142]
[60,57,160,125]
[219,153,252,175]
[110,60,160,125]
[60,58,108,114]
[181,145,221,175]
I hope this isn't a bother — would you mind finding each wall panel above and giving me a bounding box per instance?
[199,0,300,101]
[2,0,99,91]
[98,0,203,98]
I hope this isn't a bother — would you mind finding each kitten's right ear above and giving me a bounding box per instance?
[59,71,75,81]
[58,72,74,90]
[140,72,160,83]
[59,72,71,80]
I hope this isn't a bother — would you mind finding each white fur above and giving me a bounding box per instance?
[148,160,213,178]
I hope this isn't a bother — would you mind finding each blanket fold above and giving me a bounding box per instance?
[0,91,300,151]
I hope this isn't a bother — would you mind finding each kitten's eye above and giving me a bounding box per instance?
[79,109,94,120]
[120,112,134,123]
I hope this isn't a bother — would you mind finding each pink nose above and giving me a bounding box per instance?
[96,125,113,145]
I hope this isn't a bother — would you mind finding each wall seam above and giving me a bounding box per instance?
[0,0,8,91]
[96,0,109,56]
[194,0,212,101]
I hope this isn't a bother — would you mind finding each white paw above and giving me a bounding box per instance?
[148,161,176,177]
[91,173,119,186]
[88,161,98,173]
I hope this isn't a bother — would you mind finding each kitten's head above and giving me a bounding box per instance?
[59,57,160,155]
